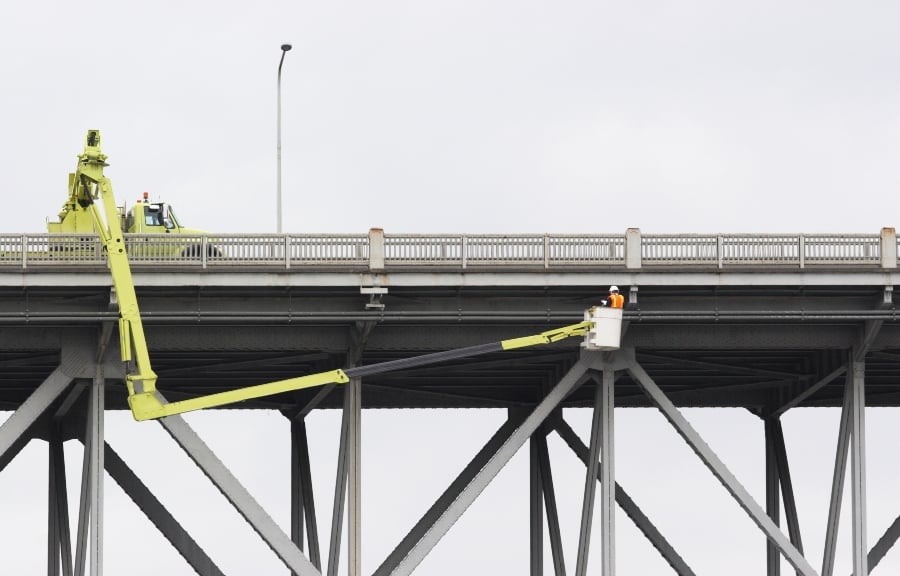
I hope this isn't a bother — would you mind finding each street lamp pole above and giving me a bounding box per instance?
[277,43,292,234]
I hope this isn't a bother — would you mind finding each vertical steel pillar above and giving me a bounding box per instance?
[159,410,320,576]
[102,442,225,576]
[850,356,868,576]
[291,417,322,572]
[554,420,696,576]
[291,418,306,573]
[530,433,544,576]
[48,431,60,576]
[627,360,817,576]
[821,370,851,576]
[600,366,615,576]
[772,420,803,557]
[49,425,73,576]
[387,359,591,576]
[575,377,603,576]
[327,385,352,576]
[348,378,362,576]
[75,381,93,576]
[535,432,567,576]
[89,371,104,576]
[373,411,530,576]
[765,420,781,576]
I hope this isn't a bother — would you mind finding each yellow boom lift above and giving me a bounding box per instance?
[71,130,617,421]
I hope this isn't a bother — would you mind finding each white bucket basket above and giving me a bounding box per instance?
[583,307,623,351]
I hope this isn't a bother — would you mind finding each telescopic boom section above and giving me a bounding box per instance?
[127,320,594,421]
[74,130,158,399]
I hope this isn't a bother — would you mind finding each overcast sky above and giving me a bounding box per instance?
[1,1,899,575]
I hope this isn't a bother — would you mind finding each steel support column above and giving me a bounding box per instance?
[575,375,604,576]
[850,356,868,576]
[49,434,60,576]
[765,420,781,576]
[156,400,320,576]
[0,366,71,470]
[89,371,104,576]
[292,417,322,571]
[600,366,615,576]
[627,360,817,576]
[327,385,352,576]
[530,432,543,576]
[348,378,362,576]
[49,425,73,576]
[102,442,225,576]
[292,417,307,573]
[821,372,852,576]
[388,358,591,576]
[535,431,567,576]
[75,382,94,576]
[866,514,900,572]
[772,420,803,557]
[373,411,530,576]
[554,419,696,576]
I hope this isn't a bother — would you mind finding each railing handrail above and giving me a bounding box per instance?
[0,231,894,270]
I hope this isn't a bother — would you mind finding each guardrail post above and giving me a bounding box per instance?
[462,236,468,270]
[20,236,27,269]
[881,227,896,269]
[799,235,805,269]
[201,236,208,270]
[717,236,724,269]
[284,236,291,269]
[625,228,641,269]
[543,235,550,269]
[369,228,385,271]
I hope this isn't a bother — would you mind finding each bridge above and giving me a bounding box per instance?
[1,229,899,576]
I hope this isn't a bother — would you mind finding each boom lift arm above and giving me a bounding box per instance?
[74,130,606,421]
[73,130,158,400]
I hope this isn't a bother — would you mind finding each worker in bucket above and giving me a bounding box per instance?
[601,285,625,308]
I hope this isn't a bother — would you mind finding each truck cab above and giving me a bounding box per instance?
[125,193,204,235]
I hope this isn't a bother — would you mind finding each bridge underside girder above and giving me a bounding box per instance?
[0,280,897,574]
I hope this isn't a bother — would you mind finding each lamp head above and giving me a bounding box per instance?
[281,44,293,52]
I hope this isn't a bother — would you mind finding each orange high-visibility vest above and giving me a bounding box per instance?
[608,293,624,308]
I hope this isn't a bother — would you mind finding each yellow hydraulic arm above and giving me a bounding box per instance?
[74,130,595,421]
[73,130,158,399]
[128,320,593,421]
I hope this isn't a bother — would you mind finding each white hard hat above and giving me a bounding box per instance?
[609,285,619,292]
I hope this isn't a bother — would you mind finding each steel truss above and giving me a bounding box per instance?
[1,341,898,575]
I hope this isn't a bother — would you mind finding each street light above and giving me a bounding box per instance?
[277,43,292,234]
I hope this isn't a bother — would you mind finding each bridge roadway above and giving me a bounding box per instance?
[0,231,897,414]
[1,230,899,575]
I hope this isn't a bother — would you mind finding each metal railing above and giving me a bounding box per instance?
[0,232,894,270]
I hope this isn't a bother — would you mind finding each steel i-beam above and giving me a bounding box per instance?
[327,384,353,576]
[349,377,362,576]
[390,359,590,575]
[765,420,781,576]
[535,431,567,576]
[600,366,615,576]
[627,360,817,576]
[292,418,322,571]
[101,442,225,576]
[821,371,852,576]
[373,411,530,576]
[530,433,543,576]
[553,420,696,576]
[850,357,868,576]
[89,371,104,576]
[377,357,591,576]
[156,398,320,576]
